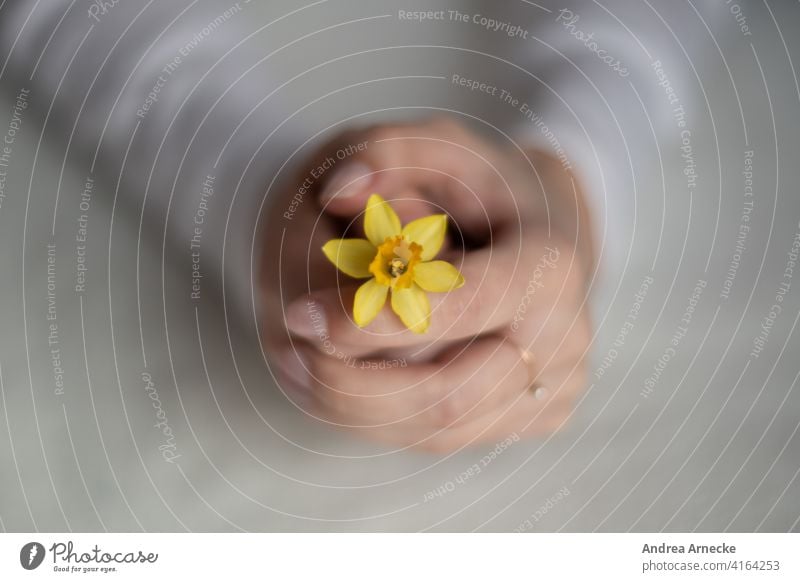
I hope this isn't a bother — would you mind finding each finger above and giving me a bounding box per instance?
[317,119,518,228]
[316,164,437,226]
[286,231,562,352]
[276,321,589,453]
[281,335,531,429]
[521,303,593,380]
[400,356,588,453]
[311,353,586,453]
[311,295,592,451]
[329,187,446,242]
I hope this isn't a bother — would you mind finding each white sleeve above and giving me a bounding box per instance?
[508,0,723,279]
[0,0,305,318]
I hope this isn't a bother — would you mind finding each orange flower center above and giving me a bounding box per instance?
[369,235,422,289]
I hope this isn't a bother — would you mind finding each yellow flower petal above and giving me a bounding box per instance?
[364,194,401,247]
[413,260,465,292]
[353,278,389,327]
[391,284,431,334]
[401,214,447,261]
[322,239,376,279]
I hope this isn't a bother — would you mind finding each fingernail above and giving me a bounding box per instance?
[319,162,373,203]
[286,297,325,340]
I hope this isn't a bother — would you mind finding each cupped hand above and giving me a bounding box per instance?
[263,117,594,453]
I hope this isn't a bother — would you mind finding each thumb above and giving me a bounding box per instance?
[315,120,516,231]
[318,161,434,226]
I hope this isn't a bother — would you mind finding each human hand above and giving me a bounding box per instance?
[265,118,594,452]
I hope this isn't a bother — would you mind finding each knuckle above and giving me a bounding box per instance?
[433,387,471,427]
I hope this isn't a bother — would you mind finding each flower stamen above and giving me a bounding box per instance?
[368,235,422,289]
[390,258,407,277]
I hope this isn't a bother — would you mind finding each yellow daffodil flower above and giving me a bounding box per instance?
[322,194,465,333]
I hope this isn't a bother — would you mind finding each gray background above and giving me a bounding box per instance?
[0,0,798,531]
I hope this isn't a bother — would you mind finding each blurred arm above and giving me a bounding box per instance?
[0,0,304,317]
